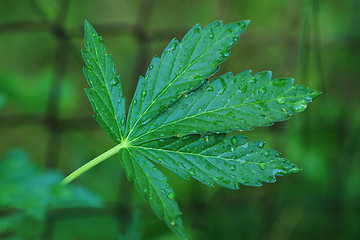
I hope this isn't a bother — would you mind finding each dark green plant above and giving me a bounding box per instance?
[0,150,102,239]
[62,20,320,239]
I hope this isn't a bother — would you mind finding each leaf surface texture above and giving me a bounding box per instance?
[81,20,321,240]
[83,21,126,142]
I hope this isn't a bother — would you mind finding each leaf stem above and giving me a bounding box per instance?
[61,140,129,185]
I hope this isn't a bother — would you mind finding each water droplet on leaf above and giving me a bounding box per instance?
[259,162,266,170]
[290,99,307,112]
[276,96,286,104]
[209,29,214,39]
[181,104,188,110]
[206,85,214,92]
[167,192,175,199]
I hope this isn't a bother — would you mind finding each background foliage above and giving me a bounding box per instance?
[0,0,359,239]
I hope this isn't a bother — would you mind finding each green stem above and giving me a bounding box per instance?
[61,140,129,185]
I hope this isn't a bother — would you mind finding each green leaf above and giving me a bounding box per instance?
[131,71,321,142]
[0,150,102,238]
[132,134,299,189]
[118,211,141,240]
[125,20,249,139]
[82,20,126,142]
[69,20,321,240]
[0,94,5,109]
[120,148,186,239]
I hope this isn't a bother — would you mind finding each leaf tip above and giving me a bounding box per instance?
[242,19,250,27]
[310,90,322,100]
[290,165,301,174]
[84,20,98,39]
[236,20,250,30]
[84,20,92,32]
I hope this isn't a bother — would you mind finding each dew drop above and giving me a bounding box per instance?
[149,64,153,70]
[233,36,239,42]
[209,29,214,39]
[141,90,147,98]
[189,168,195,175]
[229,165,236,171]
[239,84,248,93]
[111,77,119,86]
[264,151,270,157]
[249,77,257,84]
[181,104,188,110]
[276,96,286,104]
[220,51,230,58]
[167,192,175,199]
[216,176,224,181]
[275,152,281,157]
[206,85,214,92]
[121,117,125,125]
[259,162,266,170]
[231,136,238,145]
[258,142,265,148]
[290,99,307,112]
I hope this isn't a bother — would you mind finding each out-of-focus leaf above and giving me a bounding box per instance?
[118,211,141,240]
[0,150,102,238]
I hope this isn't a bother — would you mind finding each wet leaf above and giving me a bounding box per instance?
[132,71,321,142]
[81,21,320,239]
[83,20,126,143]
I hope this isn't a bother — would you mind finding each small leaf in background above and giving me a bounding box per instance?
[118,210,141,240]
[0,150,102,239]
[0,94,5,109]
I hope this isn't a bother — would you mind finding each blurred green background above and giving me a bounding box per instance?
[0,0,359,239]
